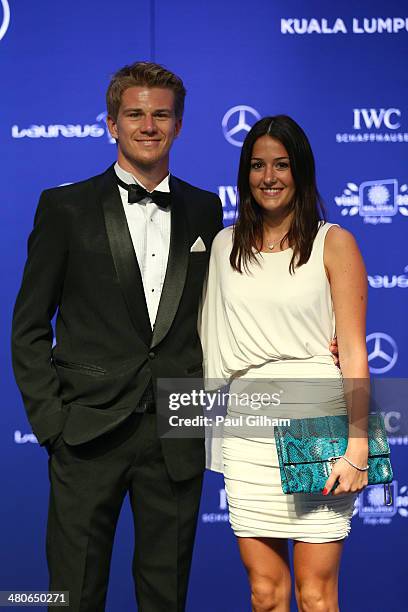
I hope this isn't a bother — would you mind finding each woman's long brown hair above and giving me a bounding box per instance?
[230,115,326,274]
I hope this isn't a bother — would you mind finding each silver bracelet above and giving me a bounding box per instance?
[341,455,369,472]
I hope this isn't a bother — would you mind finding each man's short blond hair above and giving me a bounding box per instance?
[106,61,186,120]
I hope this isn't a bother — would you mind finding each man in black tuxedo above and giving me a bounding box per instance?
[12,61,223,611]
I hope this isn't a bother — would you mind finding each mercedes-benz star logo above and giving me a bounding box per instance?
[222,105,261,147]
[366,332,398,374]
[0,0,10,42]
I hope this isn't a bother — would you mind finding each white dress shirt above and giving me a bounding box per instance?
[114,162,171,328]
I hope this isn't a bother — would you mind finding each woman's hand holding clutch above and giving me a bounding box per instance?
[322,441,369,496]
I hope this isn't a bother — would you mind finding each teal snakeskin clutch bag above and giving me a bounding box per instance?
[274,414,393,497]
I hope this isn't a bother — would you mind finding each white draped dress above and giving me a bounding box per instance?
[199,222,356,542]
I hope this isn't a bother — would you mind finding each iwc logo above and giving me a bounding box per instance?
[218,185,237,221]
[201,488,229,524]
[336,108,408,143]
[334,179,408,224]
[0,0,10,42]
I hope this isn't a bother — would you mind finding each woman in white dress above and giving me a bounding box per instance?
[200,116,369,612]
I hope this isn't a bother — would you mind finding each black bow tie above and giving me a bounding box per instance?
[116,175,171,209]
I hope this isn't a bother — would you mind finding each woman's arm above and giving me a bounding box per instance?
[323,226,369,496]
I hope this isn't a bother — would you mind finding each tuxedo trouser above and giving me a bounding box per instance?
[46,412,203,612]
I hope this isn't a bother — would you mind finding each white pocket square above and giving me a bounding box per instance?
[190,236,206,252]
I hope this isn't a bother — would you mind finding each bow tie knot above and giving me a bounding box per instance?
[116,176,171,209]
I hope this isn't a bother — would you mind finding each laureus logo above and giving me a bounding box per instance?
[14,430,38,444]
[368,265,408,289]
[0,0,10,42]
[11,112,113,140]
[95,111,116,144]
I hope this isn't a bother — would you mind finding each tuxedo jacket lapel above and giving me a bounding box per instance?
[151,176,189,349]
[99,166,152,346]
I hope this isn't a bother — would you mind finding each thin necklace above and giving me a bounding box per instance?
[265,232,287,251]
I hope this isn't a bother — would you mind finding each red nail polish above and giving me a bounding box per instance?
[322,488,328,496]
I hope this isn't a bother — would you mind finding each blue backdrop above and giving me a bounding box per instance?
[1,1,407,610]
